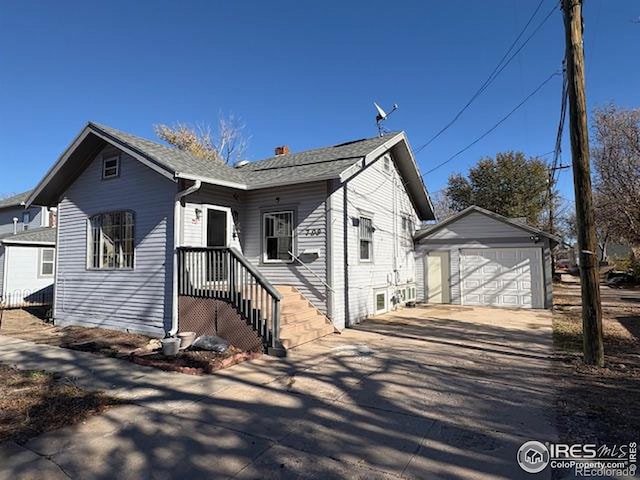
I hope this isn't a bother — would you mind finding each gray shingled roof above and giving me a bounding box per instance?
[0,227,56,245]
[238,133,398,188]
[91,123,246,185]
[91,123,398,189]
[0,190,31,209]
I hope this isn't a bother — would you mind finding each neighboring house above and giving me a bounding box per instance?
[0,191,56,308]
[0,190,52,235]
[415,206,559,309]
[0,228,56,307]
[27,122,434,353]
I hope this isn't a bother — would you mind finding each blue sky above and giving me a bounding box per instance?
[0,0,638,203]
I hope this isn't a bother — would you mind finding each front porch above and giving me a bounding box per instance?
[177,246,335,356]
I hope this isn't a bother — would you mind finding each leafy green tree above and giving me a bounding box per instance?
[445,151,549,225]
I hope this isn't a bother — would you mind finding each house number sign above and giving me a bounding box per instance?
[304,228,323,236]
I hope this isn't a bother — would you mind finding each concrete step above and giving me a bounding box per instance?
[279,314,332,336]
[279,323,335,349]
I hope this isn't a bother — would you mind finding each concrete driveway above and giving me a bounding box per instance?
[0,305,556,479]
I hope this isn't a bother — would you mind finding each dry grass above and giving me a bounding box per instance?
[0,364,123,443]
[552,278,640,444]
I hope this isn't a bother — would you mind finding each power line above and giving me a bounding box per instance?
[414,1,558,154]
[422,71,561,176]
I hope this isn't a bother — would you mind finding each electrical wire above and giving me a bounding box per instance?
[422,71,561,176]
[414,0,558,154]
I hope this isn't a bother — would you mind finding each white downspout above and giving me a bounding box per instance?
[169,179,201,336]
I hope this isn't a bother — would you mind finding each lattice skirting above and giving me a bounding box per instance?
[178,296,263,352]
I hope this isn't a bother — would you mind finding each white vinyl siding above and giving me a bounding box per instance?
[342,153,420,325]
[2,245,55,305]
[327,180,345,328]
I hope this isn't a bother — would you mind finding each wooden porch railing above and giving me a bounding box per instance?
[177,246,284,355]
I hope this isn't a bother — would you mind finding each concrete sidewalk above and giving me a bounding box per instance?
[0,306,557,479]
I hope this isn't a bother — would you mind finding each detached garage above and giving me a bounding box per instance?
[415,206,560,309]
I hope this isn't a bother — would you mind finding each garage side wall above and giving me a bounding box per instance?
[416,211,553,309]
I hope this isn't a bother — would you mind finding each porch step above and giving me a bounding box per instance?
[279,323,335,349]
[281,298,313,313]
[281,309,325,324]
[275,285,335,349]
[280,313,331,335]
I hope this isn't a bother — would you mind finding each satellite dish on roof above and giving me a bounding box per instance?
[373,101,398,136]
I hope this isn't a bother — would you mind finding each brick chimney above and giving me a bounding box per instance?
[274,145,290,156]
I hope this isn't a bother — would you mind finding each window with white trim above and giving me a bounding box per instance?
[359,216,373,262]
[382,156,391,173]
[22,211,30,231]
[40,248,55,276]
[102,155,120,179]
[402,215,414,234]
[88,211,134,269]
[375,291,387,314]
[263,211,293,262]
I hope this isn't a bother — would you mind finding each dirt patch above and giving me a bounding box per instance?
[0,364,124,444]
[131,347,262,375]
[0,309,263,375]
[553,280,640,444]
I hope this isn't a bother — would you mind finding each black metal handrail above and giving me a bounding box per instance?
[177,246,283,353]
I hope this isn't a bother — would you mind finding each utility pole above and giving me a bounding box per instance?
[562,0,604,366]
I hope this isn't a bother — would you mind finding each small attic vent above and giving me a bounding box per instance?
[234,160,250,168]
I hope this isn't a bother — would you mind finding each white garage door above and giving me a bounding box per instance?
[459,248,544,309]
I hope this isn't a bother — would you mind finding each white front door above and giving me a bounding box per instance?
[426,251,450,304]
[459,248,544,308]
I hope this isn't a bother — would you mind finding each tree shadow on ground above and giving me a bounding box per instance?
[0,313,558,479]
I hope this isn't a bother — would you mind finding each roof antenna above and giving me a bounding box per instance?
[374,102,398,136]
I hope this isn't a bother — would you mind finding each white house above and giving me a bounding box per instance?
[27,122,434,354]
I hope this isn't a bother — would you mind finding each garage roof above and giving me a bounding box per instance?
[415,205,560,245]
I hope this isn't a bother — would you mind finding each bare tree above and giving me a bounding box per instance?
[214,113,249,165]
[430,191,456,221]
[154,112,249,165]
[0,192,17,201]
[591,104,640,252]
